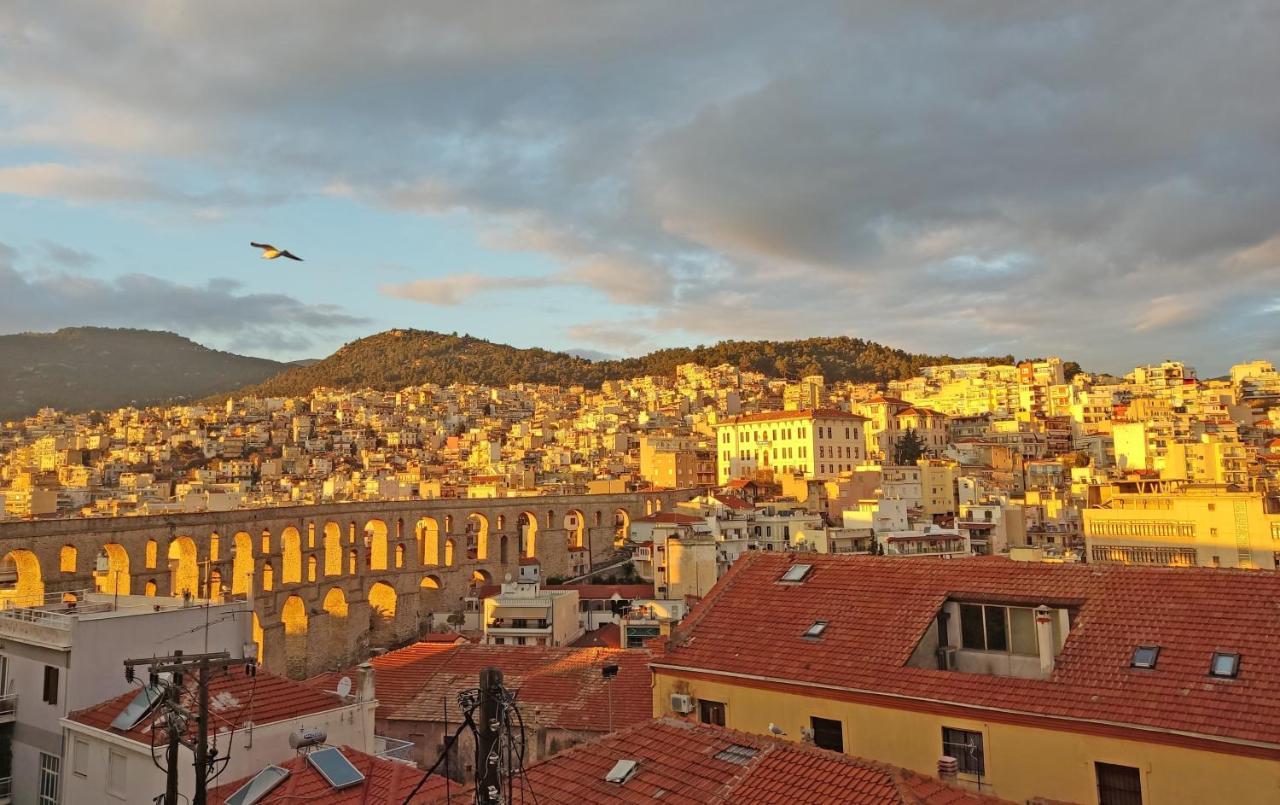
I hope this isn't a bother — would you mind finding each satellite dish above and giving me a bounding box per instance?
[335,677,352,698]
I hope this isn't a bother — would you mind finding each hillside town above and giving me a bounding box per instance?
[3,355,1280,804]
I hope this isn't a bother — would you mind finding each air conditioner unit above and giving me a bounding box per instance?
[669,693,694,714]
[937,645,958,671]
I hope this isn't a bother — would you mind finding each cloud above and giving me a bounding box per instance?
[4,2,1280,371]
[0,245,368,354]
[379,273,560,306]
[39,241,95,269]
[566,319,657,354]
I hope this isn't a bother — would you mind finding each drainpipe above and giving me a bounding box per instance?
[1035,605,1055,675]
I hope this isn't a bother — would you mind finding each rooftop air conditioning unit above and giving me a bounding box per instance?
[669,693,694,714]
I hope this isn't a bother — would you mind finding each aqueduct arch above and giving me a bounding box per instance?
[0,488,685,677]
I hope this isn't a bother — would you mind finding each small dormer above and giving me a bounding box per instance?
[907,598,1073,680]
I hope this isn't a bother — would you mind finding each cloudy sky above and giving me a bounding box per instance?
[1,2,1278,374]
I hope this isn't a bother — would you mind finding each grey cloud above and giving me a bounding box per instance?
[5,2,1280,371]
[39,240,95,269]
[0,251,369,354]
[379,273,561,306]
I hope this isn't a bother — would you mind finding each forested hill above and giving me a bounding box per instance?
[0,328,288,419]
[238,329,1014,397]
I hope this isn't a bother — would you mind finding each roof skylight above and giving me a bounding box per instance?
[779,563,813,583]
[1130,645,1160,669]
[224,765,290,805]
[1210,652,1240,678]
[714,744,760,765]
[605,759,639,784]
[307,746,365,790]
[803,620,829,638]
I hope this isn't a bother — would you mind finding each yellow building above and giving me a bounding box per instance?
[1161,436,1248,487]
[715,409,866,484]
[651,553,1280,805]
[1084,479,1280,569]
[917,459,958,518]
[640,435,716,489]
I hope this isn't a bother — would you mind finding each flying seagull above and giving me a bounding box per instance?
[251,242,303,261]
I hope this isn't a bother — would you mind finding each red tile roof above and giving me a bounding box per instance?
[571,622,622,649]
[723,408,868,424]
[311,644,651,733]
[420,718,1004,804]
[633,512,704,525]
[209,745,446,804]
[68,671,347,745]
[656,553,1280,750]
[712,493,753,510]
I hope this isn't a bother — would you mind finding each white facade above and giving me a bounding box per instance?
[0,593,250,805]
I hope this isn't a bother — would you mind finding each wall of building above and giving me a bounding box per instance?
[653,670,1280,805]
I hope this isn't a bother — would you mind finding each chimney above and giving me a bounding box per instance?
[1035,605,1055,675]
[938,756,958,781]
[356,661,375,703]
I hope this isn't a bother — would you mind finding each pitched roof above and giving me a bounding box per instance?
[311,644,651,732]
[570,622,622,649]
[209,745,444,804]
[712,493,753,510]
[656,553,1280,749]
[420,718,1004,805]
[68,671,346,744]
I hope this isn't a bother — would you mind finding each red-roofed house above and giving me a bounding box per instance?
[652,552,1280,804]
[210,745,440,804]
[62,668,377,805]
[309,643,652,784]
[420,718,1007,805]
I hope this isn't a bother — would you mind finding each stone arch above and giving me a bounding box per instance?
[323,587,349,617]
[499,535,509,564]
[645,499,655,516]
[261,528,272,555]
[168,536,198,598]
[0,549,44,607]
[466,513,489,561]
[347,549,357,575]
[231,532,254,596]
[654,498,663,512]
[252,612,264,664]
[395,543,406,568]
[307,522,316,549]
[95,543,131,596]
[614,509,631,545]
[145,539,158,569]
[545,509,555,528]
[60,545,77,574]
[209,568,224,600]
[144,579,158,597]
[564,510,586,549]
[365,519,389,571]
[261,560,275,592]
[281,595,308,678]
[593,511,603,527]
[280,526,303,585]
[417,517,441,566]
[496,514,506,531]
[396,518,404,542]
[368,582,397,626]
[307,555,318,582]
[323,522,343,577]
[209,531,222,562]
[321,587,350,671]
[420,575,442,590]
[348,521,358,545]
[443,538,456,567]
[518,512,538,558]
[471,569,492,586]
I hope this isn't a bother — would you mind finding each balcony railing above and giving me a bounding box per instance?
[374,735,415,763]
[0,775,11,802]
[0,693,15,723]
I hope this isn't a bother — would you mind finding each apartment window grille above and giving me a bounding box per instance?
[698,699,726,727]
[1095,762,1143,805]
[941,728,984,776]
[38,753,60,805]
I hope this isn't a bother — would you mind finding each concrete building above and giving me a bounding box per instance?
[715,409,866,484]
[0,591,250,805]
[482,561,582,647]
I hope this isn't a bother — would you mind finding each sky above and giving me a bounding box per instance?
[1,2,1278,375]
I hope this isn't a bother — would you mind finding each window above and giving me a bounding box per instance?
[72,739,89,777]
[779,563,813,583]
[107,749,127,798]
[941,728,984,776]
[959,604,1038,656]
[38,752,60,805]
[810,716,844,752]
[803,620,828,638]
[1131,645,1160,669]
[1209,652,1240,678]
[699,699,726,727]
[1095,762,1143,805]
[43,665,59,705]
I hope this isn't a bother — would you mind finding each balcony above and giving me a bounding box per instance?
[0,775,11,805]
[0,693,14,724]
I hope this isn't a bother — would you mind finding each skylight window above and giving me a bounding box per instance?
[110,685,164,731]
[605,759,639,784]
[779,563,813,583]
[803,620,828,638]
[714,744,760,765]
[1130,645,1160,669]
[307,746,365,790]
[224,765,290,805]
[1210,652,1240,678]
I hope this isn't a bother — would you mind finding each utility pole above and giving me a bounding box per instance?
[123,650,253,805]
[476,667,503,805]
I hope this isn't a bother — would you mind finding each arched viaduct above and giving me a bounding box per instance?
[0,489,685,678]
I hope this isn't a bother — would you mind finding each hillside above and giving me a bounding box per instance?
[239,330,1013,398]
[0,328,287,420]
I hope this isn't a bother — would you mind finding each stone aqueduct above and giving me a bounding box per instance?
[0,490,684,677]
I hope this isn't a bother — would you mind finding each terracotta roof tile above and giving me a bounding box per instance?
[656,553,1280,748]
[420,718,1004,804]
[209,745,445,804]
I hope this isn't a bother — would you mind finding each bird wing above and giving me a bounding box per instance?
[251,242,274,250]
[280,250,304,261]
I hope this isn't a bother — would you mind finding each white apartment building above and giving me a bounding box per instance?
[482,561,582,647]
[0,592,251,805]
[715,409,866,484]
